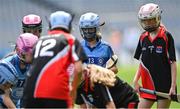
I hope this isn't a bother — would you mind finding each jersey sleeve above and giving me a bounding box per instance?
[72,39,87,62]
[166,32,176,61]
[108,46,114,57]
[0,64,17,86]
[134,39,142,60]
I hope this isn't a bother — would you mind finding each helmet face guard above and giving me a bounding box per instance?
[22,14,42,34]
[79,12,104,42]
[140,17,161,32]
[138,3,161,32]
[23,25,42,33]
[80,27,97,42]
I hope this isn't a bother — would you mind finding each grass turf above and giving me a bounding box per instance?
[117,62,180,108]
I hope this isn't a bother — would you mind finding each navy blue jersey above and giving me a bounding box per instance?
[81,40,114,67]
[0,54,29,107]
[76,40,123,107]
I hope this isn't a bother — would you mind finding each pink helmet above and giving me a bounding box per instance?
[16,33,38,59]
[22,14,42,33]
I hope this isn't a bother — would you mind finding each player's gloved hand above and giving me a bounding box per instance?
[106,55,118,69]
[87,64,116,87]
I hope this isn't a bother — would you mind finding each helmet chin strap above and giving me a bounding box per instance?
[85,37,96,42]
[145,23,160,32]
[145,27,158,32]
[83,29,102,42]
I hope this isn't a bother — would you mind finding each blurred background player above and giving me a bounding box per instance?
[79,12,118,72]
[22,14,42,38]
[6,14,42,57]
[21,11,87,108]
[76,12,116,108]
[75,12,139,108]
[133,3,177,108]
[0,33,38,108]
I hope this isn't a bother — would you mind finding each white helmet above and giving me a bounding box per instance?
[138,3,162,32]
[49,11,73,32]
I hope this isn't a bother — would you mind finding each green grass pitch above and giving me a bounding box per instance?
[117,62,180,108]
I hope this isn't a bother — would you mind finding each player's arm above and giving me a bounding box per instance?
[2,88,16,108]
[106,55,118,74]
[80,104,87,108]
[0,82,15,108]
[105,64,116,109]
[0,64,18,108]
[170,61,177,95]
[71,39,87,106]
[106,101,116,109]
[169,61,177,95]
[71,61,83,104]
[109,66,118,74]
[133,38,142,92]
[133,65,141,93]
[104,53,117,108]
[106,45,118,74]
[167,32,177,95]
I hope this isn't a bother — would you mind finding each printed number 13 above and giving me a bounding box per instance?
[88,58,94,64]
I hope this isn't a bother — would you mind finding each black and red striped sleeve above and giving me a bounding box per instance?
[134,39,142,60]
[72,39,87,62]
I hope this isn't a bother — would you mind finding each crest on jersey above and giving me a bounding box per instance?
[98,57,104,65]
[156,46,163,53]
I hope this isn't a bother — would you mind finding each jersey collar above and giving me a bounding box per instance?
[48,30,65,35]
[85,40,101,51]
[147,26,166,43]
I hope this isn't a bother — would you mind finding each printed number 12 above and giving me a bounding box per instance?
[34,39,56,58]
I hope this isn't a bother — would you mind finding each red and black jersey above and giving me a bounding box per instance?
[76,77,139,108]
[22,30,87,101]
[134,26,176,100]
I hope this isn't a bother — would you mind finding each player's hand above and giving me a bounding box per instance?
[133,81,141,93]
[169,86,176,95]
[0,82,13,91]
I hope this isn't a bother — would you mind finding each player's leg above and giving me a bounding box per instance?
[157,99,171,108]
[138,98,155,108]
